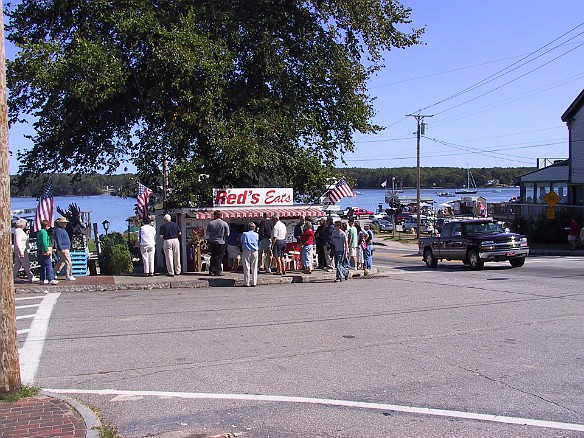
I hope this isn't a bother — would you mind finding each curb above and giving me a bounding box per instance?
[15,268,379,293]
[41,390,102,438]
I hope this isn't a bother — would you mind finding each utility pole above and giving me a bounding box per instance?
[407,113,433,240]
[0,0,22,394]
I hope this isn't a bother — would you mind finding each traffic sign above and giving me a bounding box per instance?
[544,190,560,207]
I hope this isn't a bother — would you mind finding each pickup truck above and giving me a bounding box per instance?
[418,219,529,269]
[341,207,374,218]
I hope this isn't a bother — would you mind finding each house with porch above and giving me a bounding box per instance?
[505,88,584,220]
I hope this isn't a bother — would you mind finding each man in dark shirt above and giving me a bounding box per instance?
[258,213,273,273]
[206,210,230,276]
[160,214,181,276]
[323,217,335,271]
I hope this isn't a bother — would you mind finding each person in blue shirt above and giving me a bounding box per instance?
[241,222,259,287]
[54,217,76,280]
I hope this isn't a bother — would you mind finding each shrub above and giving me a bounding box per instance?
[99,233,134,275]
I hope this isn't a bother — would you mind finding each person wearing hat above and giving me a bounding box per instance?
[54,216,75,280]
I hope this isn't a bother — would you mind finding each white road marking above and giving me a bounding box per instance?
[45,388,584,432]
[16,304,41,310]
[17,329,31,335]
[16,296,46,301]
[16,314,35,320]
[19,292,61,385]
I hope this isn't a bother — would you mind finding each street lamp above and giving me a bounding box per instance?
[102,219,110,235]
[126,217,133,246]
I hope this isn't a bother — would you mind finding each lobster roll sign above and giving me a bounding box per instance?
[213,188,294,207]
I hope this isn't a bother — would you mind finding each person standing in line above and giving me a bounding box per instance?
[139,217,157,276]
[36,219,58,285]
[160,214,181,276]
[568,217,580,251]
[241,222,259,287]
[355,221,365,270]
[347,218,358,269]
[54,217,75,281]
[331,221,349,282]
[226,223,242,271]
[315,218,326,269]
[271,215,287,275]
[258,213,273,273]
[323,216,335,272]
[13,219,39,282]
[364,223,374,270]
[294,216,305,244]
[300,220,315,274]
[206,210,230,276]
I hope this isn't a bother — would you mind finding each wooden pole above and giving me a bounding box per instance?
[0,0,22,394]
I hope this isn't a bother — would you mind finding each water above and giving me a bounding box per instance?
[339,187,520,211]
[10,187,520,233]
[10,195,137,233]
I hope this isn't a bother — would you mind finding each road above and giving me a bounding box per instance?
[16,252,584,437]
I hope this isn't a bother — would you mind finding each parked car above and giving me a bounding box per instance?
[395,212,414,224]
[378,220,394,232]
[403,215,434,234]
[341,207,374,218]
[418,219,529,269]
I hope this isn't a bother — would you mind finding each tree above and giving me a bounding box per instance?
[1,2,21,394]
[6,0,423,204]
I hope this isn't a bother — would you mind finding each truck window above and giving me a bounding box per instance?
[452,223,462,236]
[441,222,453,237]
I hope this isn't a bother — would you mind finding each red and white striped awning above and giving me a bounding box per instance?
[185,206,326,220]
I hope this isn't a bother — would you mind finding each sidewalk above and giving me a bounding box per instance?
[0,392,100,438]
[14,267,375,293]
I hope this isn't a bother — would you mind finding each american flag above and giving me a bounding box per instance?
[328,178,355,203]
[137,182,153,221]
[34,179,54,232]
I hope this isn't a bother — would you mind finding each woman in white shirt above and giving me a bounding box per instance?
[13,218,39,282]
[139,217,157,276]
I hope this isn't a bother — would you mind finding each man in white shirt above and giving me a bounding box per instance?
[271,215,287,275]
[139,217,157,276]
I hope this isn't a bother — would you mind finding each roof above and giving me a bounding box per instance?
[561,88,584,122]
[174,205,326,220]
[518,159,569,182]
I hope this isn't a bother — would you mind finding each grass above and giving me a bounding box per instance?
[0,385,40,403]
[97,425,121,438]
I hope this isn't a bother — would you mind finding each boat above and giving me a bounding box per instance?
[354,191,363,195]
[437,192,455,197]
[455,169,478,194]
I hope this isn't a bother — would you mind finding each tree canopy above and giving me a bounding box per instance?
[7,0,423,206]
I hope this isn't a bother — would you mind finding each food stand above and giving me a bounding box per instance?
[154,188,326,273]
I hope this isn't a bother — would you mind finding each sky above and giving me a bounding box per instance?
[345,0,584,169]
[6,1,584,173]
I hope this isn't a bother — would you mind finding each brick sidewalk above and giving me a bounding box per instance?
[0,395,86,438]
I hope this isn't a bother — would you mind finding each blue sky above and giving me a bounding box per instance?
[346,0,584,169]
[7,1,584,173]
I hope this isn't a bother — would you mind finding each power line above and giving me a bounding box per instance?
[416,22,584,112]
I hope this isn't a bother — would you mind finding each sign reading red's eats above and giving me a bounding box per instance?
[213,188,294,207]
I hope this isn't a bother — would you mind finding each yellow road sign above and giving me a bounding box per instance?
[544,190,560,207]
[546,208,555,219]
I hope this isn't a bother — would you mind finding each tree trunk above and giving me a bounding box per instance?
[0,0,22,394]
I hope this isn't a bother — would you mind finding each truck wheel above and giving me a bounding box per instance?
[509,257,525,268]
[467,248,484,270]
[424,249,438,268]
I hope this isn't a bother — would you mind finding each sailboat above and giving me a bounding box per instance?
[455,169,478,194]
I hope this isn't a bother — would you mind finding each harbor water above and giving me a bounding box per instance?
[10,187,519,233]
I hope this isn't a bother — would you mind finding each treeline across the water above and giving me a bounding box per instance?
[10,174,135,197]
[10,167,535,196]
[343,167,535,189]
